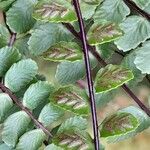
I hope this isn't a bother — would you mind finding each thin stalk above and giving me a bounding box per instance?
[8,33,17,47]
[72,0,100,149]
[122,84,150,116]
[114,50,126,57]
[62,23,81,39]
[3,12,16,47]
[63,21,150,117]
[0,83,53,137]
[3,12,12,35]
[123,0,150,20]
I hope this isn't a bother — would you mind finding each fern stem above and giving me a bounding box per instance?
[72,0,100,149]
[63,20,150,117]
[0,83,53,138]
[3,12,12,35]
[62,23,81,39]
[122,84,150,115]
[3,12,17,46]
[114,50,126,57]
[123,0,150,20]
[8,33,17,47]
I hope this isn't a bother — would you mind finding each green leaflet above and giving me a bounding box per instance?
[55,57,97,85]
[96,42,115,60]
[95,89,117,107]
[33,0,101,23]
[23,81,54,110]
[52,131,94,150]
[0,0,15,11]
[28,23,73,56]
[0,46,21,77]
[81,0,100,5]
[0,143,13,150]
[134,41,150,74]
[115,15,150,52]
[45,144,63,150]
[55,60,86,85]
[38,103,64,127]
[48,140,105,150]
[6,0,36,33]
[100,106,150,142]
[0,24,10,48]
[80,0,102,20]
[122,50,145,86]
[4,59,38,92]
[50,86,90,116]
[0,93,13,123]
[14,35,30,56]
[144,2,150,13]
[94,64,134,93]
[94,0,130,23]
[100,112,139,137]
[33,0,77,23]
[0,105,20,125]
[2,111,31,147]
[87,21,123,46]
[42,42,83,62]
[57,116,87,134]
[16,129,46,150]
[133,0,150,9]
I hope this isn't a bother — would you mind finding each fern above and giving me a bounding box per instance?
[0,0,150,150]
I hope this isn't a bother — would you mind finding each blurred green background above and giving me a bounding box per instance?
[0,12,150,150]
